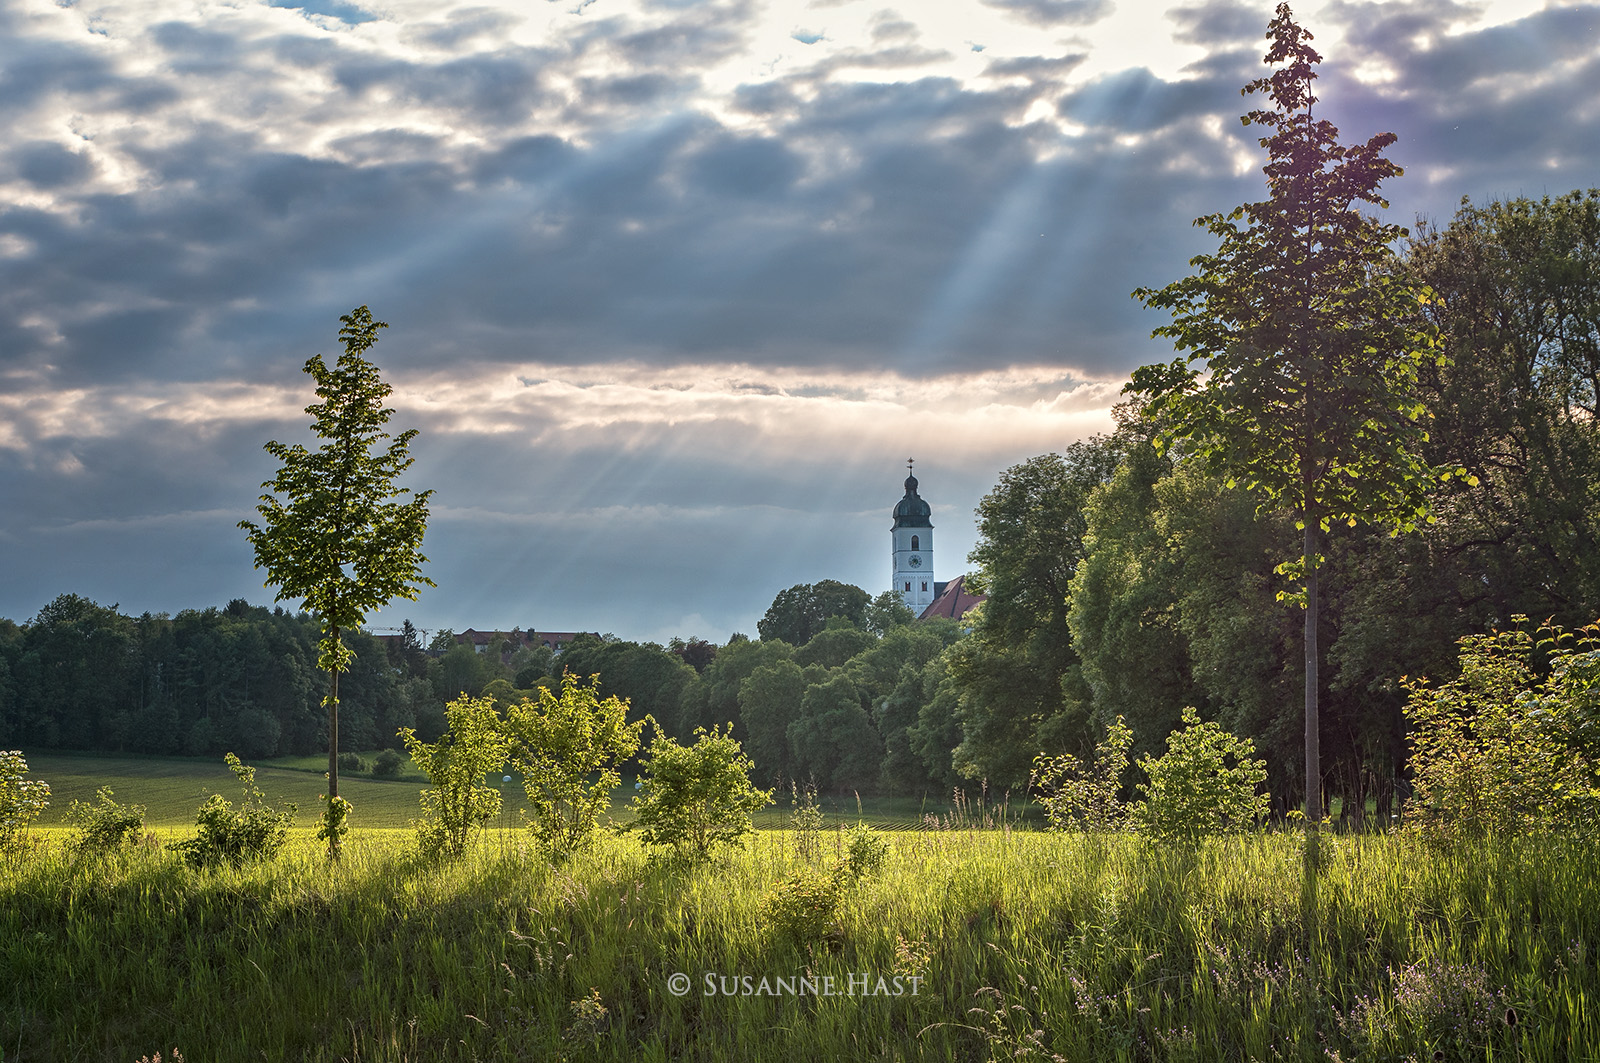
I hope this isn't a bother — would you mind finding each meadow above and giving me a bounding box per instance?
[22,753,992,832]
[3,810,1597,1062]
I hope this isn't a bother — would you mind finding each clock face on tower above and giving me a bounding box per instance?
[908,555,922,568]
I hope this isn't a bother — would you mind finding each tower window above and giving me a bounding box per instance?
[904,582,911,592]
[910,535,919,551]
[921,582,928,592]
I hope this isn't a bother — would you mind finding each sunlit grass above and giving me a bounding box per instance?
[22,752,1025,832]
[3,825,1596,1062]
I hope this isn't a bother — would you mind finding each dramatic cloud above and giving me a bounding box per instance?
[2,0,1596,640]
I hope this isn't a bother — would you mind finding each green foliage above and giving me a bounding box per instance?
[317,794,352,851]
[239,306,435,852]
[1128,6,1445,833]
[760,862,845,946]
[0,750,50,851]
[757,580,870,646]
[788,674,882,791]
[0,597,425,762]
[1069,452,1306,790]
[1131,708,1269,841]
[841,821,889,880]
[1408,191,1600,619]
[736,657,805,786]
[631,724,772,862]
[1128,8,1442,543]
[553,637,696,738]
[1034,716,1134,833]
[503,672,644,860]
[951,444,1121,787]
[760,821,887,948]
[400,694,510,859]
[564,987,609,1046]
[679,636,790,742]
[64,786,146,854]
[371,749,404,777]
[794,626,876,670]
[238,306,435,675]
[168,754,295,869]
[337,752,367,775]
[864,590,915,636]
[1404,618,1600,844]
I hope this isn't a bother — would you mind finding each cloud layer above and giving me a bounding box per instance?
[2,0,1597,640]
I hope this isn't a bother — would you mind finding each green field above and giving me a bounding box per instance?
[8,753,1596,1062]
[4,825,1597,1062]
[20,752,1018,832]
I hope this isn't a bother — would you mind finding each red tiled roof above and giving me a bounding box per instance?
[918,574,986,621]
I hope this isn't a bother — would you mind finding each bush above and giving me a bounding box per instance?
[631,724,773,863]
[1131,707,1268,841]
[65,786,146,854]
[1405,617,1600,844]
[168,754,295,869]
[338,751,368,775]
[372,749,405,777]
[761,863,845,946]
[1034,716,1133,833]
[841,822,889,880]
[0,750,50,852]
[503,672,644,860]
[762,826,886,946]
[400,694,509,858]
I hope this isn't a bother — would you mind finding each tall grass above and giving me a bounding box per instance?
[2,826,1596,1062]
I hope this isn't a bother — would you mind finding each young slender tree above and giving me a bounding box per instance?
[240,306,433,858]
[1127,6,1455,874]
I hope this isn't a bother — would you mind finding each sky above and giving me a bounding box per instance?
[1,0,1597,645]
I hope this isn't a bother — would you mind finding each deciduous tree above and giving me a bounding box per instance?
[239,306,433,858]
[1128,6,1447,870]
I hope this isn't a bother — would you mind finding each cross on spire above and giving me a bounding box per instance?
[907,457,914,475]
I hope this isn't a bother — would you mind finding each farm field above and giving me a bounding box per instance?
[20,752,1013,832]
[3,823,1597,1062]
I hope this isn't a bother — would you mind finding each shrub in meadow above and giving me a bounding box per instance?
[761,862,845,946]
[168,753,295,869]
[0,750,50,853]
[372,748,404,777]
[1131,707,1268,841]
[1034,715,1133,832]
[65,786,146,854]
[631,724,772,864]
[1405,616,1600,844]
[762,821,888,945]
[841,822,889,880]
[502,672,644,861]
[337,751,368,775]
[400,694,510,858]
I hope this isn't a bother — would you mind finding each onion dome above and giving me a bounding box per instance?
[893,473,932,528]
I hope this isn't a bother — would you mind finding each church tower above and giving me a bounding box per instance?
[891,459,934,613]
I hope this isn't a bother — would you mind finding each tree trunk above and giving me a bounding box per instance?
[327,626,341,861]
[1304,517,1321,871]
